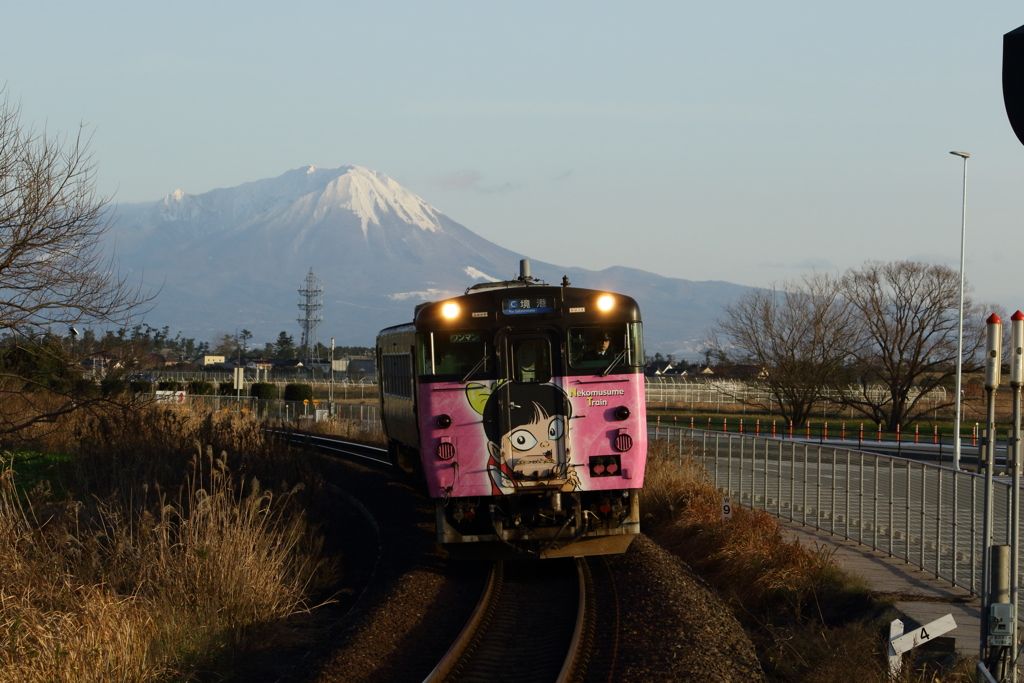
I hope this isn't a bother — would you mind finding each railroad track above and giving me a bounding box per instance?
[424,557,595,683]
[271,429,391,466]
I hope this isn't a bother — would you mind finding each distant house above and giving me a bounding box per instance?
[141,353,167,368]
[644,360,676,377]
[81,354,122,376]
[711,364,767,381]
[202,355,225,366]
[266,359,305,369]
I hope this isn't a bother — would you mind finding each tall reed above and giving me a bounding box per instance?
[0,407,333,682]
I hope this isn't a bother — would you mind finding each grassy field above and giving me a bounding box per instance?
[0,403,337,683]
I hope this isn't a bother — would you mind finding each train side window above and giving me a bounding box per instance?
[511,338,552,383]
[626,322,644,367]
[382,353,413,398]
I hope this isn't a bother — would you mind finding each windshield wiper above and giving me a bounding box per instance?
[601,349,629,377]
[461,351,490,384]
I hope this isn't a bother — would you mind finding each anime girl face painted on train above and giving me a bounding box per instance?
[479,382,579,495]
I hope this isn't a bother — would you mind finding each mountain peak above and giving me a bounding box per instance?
[316,166,442,235]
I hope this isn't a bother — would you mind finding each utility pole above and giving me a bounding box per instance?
[981,314,1002,663]
[297,268,324,373]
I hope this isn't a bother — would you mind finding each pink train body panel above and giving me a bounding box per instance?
[419,374,647,499]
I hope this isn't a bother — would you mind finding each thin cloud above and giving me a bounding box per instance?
[431,171,482,189]
[428,170,522,194]
[760,258,836,270]
[793,258,835,270]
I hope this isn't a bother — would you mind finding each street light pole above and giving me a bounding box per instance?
[950,150,970,470]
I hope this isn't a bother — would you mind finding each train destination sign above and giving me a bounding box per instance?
[502,297,554,315]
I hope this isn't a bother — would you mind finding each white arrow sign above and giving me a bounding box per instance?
[889,614,957,655]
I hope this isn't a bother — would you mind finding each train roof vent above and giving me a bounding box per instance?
[465,260,547,295]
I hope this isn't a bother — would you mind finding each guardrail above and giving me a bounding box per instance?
[649,424,1013,596]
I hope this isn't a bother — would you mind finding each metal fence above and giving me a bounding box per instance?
[644,377,948,413]
[170,390,1001,595]
[168,394,380,427]
[649,424,1011,596]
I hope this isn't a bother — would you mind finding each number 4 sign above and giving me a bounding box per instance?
[887,615,957,678]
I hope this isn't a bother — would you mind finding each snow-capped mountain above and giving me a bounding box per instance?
[111,165,751,352]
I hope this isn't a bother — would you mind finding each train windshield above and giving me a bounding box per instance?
[417,330,494,379]
[510,338,552,384]
[568,323,644,370]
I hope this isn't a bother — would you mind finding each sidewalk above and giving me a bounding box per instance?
[775,517,982,654]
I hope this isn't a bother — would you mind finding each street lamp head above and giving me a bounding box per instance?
[950,151,970,159]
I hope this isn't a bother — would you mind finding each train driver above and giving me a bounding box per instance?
[584,334,615,362]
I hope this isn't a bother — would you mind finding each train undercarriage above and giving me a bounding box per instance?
[437,488,640,559]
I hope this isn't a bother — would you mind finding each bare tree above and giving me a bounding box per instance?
[0,91,151,439]
[835,260,987,430]
[711,273,855,426]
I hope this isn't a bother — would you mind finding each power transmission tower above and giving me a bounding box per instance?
[297,268,324,367]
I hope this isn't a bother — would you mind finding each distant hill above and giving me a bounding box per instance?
[111,165,752,353]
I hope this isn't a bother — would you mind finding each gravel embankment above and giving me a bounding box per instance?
[221,453,765,682]
[588,535,765,682]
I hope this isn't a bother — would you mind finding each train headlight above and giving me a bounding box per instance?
[442,302,460,319]
[597,295,614,312]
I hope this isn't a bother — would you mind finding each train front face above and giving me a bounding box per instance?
[414,285,647,558]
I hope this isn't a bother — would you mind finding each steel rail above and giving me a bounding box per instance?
[421,562,504,683]
[423,558,592,683]
[557,558,596,683]
[269,429,391,466]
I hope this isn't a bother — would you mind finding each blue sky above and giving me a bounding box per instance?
[5,2,1024,313]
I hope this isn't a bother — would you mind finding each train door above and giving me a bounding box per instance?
[492,330,572,489]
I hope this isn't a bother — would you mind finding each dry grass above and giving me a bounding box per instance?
[642,438,974,682]
[0,406,335,682]
[298,416,386,447]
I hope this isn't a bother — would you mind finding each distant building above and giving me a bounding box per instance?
[202,355,225,365]
[345,357,376,382]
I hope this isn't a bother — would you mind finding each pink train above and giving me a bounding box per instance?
[376,261,646,558]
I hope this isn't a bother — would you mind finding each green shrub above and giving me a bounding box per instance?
[157,380,182,391]
[73,378,100,399]
[249,382,279,400]
[283,383,313,403]
[218,382,235,396]
[129,380,152,393]
[187,380,214,396]
[100,379,128,396]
